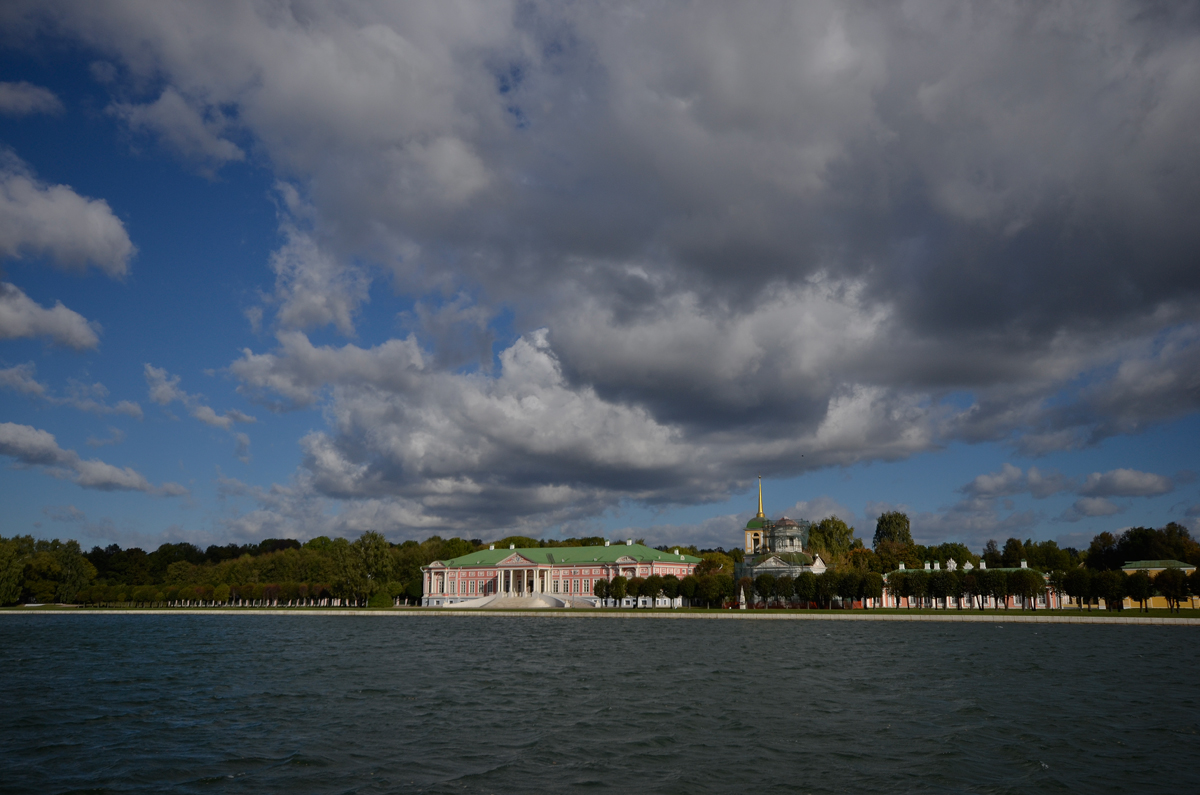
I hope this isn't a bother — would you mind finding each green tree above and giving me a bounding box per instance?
[642,575,664,606]
[927,570,952,608]
[906,570,929,609]
[695,574,720,607]
[1155,568,1189,613]
[837,570,862,608]
[1124,571,1153,612]
[1063,567,1093,611]
[330,537,368,604]
[815,570,839,609]
[696,552,735,577]
[661,575,680,601]
[887,571,906,608]
[947,570,966,609]
[1010,569,1043,611]
[367,590,393,608]
[593,578,609,602]
[810,516,859,566]
[873,512,912,549]
[678,575,698,604]
[714,574,735,605]
[793,572,817,606]
[353,531,395,598]
[1094,570,1126,611]
[847,548,881,572]
[962,572,981,610]
[609,575,628,604]
[0,538,26,606]
[1085,532,1121,571]
[1001,538,1025,568]
[987,570,1009,610]
[165,560,198,585]
[627,576,645,606]
[753,573,777,606]
[775,575,795,605]
[861,572,884,608]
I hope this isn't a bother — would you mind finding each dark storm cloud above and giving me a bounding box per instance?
[10,1,1200,537]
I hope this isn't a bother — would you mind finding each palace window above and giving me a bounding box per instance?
[553,580,559,593]
[584,579,591,593]
[469,581,476,594]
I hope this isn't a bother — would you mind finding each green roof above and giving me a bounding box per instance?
[434,543,702,569]
[745,518,767,529]
[1121,559,1195,571]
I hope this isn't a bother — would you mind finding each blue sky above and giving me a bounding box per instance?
[1,2,1198,553]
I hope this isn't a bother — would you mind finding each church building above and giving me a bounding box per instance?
[736,478,826,581]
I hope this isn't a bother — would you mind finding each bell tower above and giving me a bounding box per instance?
[744,475,769,554]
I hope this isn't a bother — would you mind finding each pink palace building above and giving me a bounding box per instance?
[421,540,702,607]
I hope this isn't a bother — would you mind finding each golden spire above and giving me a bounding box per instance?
[756,475,765,519]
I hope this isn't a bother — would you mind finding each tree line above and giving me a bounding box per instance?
[1,532,480,607]
[2,519,1197,609]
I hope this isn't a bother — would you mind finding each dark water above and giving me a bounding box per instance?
[1,615,1198,794]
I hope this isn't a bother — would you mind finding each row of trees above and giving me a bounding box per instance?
[588,570,890,610]
[592,573,738,608]
[738,570,886,609]
[0,532,487,607]
[1061,566,1197,613]
[1083,524,1199,570]
[74,581,355,608]
[4,520,1198,609]
[887,567,1051,610]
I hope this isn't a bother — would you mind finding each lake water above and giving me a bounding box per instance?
[1,614,1197,794]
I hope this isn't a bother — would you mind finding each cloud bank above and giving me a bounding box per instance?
[8,1,1200,539]
[0,421,184,495]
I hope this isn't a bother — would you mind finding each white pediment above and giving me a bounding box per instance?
[615,555,637,564]
[498,553,535,566]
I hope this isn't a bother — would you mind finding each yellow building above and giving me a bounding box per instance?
[1120,559,1197,610]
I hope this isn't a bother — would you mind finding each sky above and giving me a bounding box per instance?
[1,1,1198,554]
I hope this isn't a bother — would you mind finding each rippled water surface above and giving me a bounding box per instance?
[2,614,1198,794]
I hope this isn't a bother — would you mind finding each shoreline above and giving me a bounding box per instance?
[3,608,1197,625]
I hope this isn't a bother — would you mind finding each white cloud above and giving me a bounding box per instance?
[1061,497,1123,522]
[144,364,255,452]
[234,432,250,463]
[962,463,1026,498]
[960,463,1069,500]
[1078,468,1174,498]
[0,362,46,396]
[0,421,180,494]
[110,87,244,169]
[0,152,134,277]
[1026,467,1070,499]
[0,81,63,116]
[43,504,86,523]
[86,427,125,447]
[13,1,1200,537]
[1,362,142,417]
[0,281,99,349]
[144,364,187,405]
[265,216,371,336]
